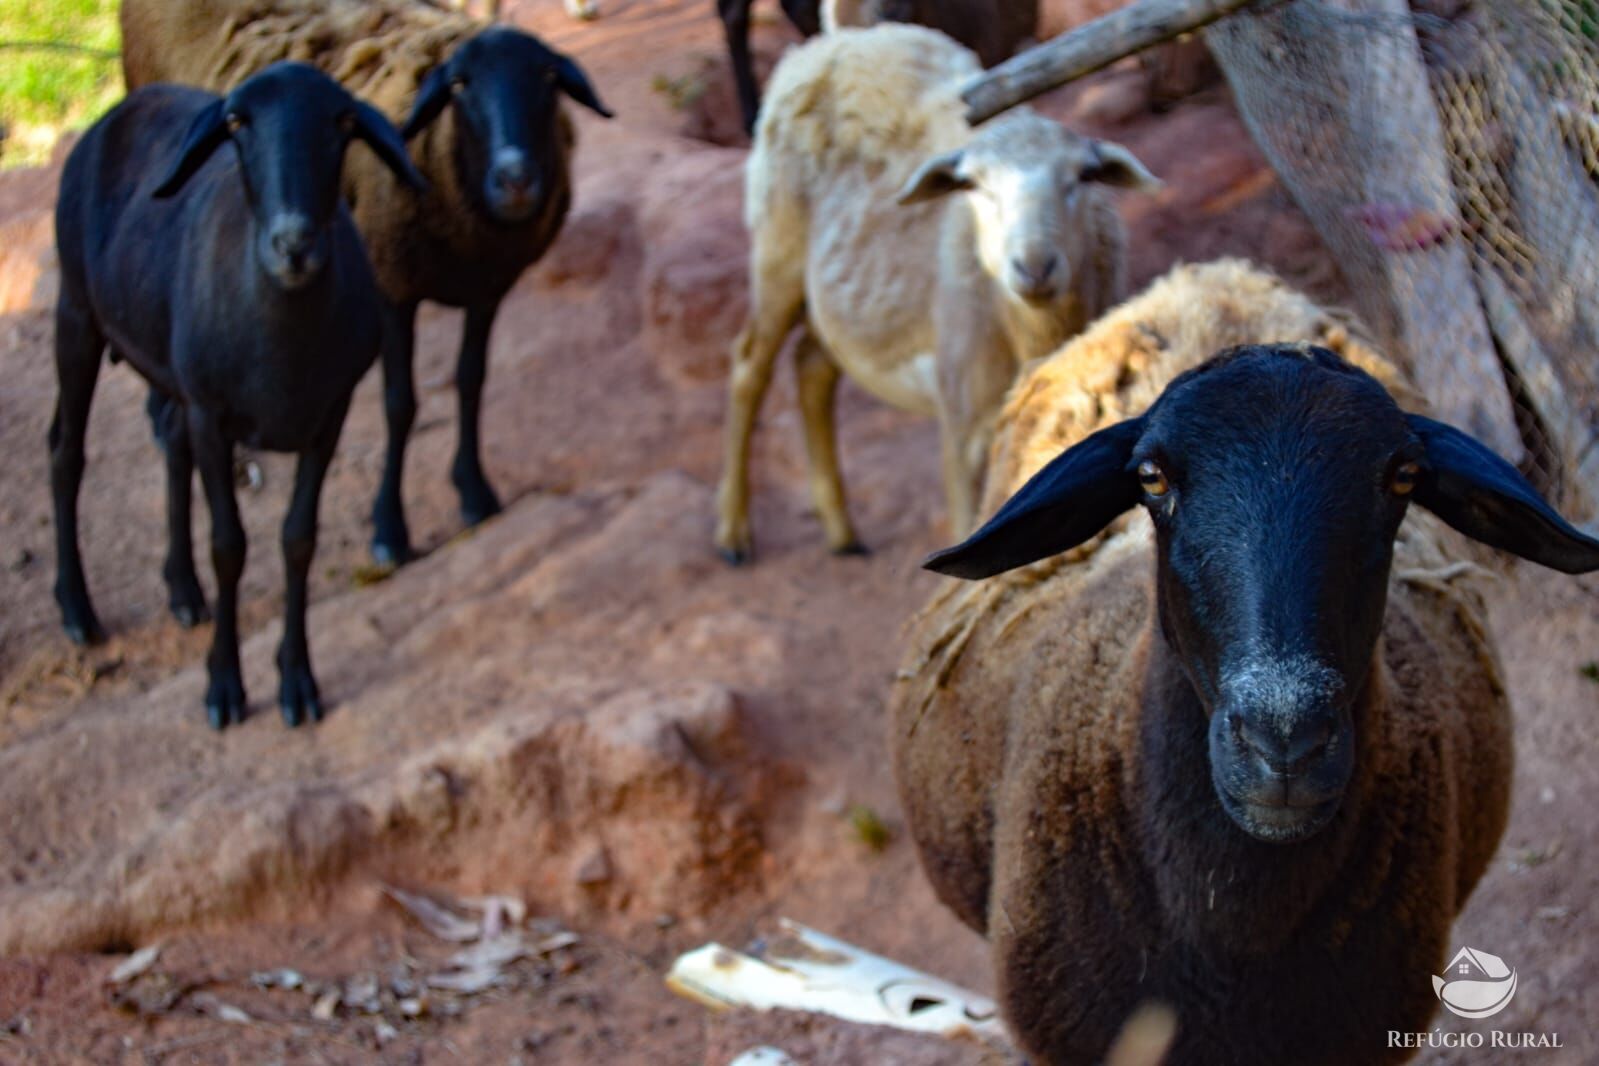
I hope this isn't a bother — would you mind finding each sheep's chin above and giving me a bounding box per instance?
[1005,277,1062,307]
[1218,792,1341,844]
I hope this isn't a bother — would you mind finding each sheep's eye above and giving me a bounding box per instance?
[1391,460,1421,496]
[225,112,245,133]
[1138,460,1169,498]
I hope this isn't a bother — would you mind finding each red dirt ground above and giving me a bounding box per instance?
[0,1,1594,1063]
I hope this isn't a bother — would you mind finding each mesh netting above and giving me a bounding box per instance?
[1205,0,1599,515]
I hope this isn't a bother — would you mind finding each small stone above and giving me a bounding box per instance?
[574,844,612,886]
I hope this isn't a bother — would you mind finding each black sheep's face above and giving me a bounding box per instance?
[1132,350,1417,843]
[925,342,1599,849]
[407,28,612,225]
[226,69,350,288]
[153,62,426,291]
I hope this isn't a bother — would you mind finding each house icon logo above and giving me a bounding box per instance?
[1433,946,1517,1019]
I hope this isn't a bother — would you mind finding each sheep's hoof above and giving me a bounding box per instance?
[58,588,107,646]
[279,668,323,728]
[459,489,503,529]
[64,616,107,647]
[832,540,872,558]
[370,538,413,569]
[718,544,752,566]
[204,671,248,731]
[169,592,211,629]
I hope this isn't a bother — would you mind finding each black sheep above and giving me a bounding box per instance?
[118,3,615,567]
[51,62,425,729]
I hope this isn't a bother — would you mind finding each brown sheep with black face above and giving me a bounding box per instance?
[121,0,612,566]
[891,260,1599,1064]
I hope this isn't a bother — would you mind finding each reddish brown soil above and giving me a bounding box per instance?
[0,1,1594,1063]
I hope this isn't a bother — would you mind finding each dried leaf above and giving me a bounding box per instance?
[425,965,505,994]
[110,974,191,1016]
[533,931,580,955]
[191,994,252,1024]
[351,561,397,588]
[449,933,527,971]
[312,989,341,1021]
[382,885,479,942]
[108,945,161,984]
[250,968,304,990]
[466,894,525,937]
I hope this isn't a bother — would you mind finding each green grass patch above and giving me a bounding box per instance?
[845,803,892,853]
[0,0,122,169]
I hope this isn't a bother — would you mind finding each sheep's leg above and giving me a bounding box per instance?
[371,299,420,567]
[451,301,502,529]
[934,322,1012,537]
[779,0,821,36]
[277,412,344,728]
[189,407,247,730]
[147,388,208,627]
[937,411,998,540]
[719,0,761,134]
[714,245,805,564]
[49,297,107,646]
[793,331,865,554]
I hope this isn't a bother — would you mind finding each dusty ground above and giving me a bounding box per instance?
[0,0,1594,1063]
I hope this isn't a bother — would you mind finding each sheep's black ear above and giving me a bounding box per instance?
[925,417,1147,579]
[152,99,229,199]
[897,150,973,205]
[555,54,613,118]
[403,64,454,140]
[351,98,428,193]
[1082,141,1161,193]
[1407,413,1599,574]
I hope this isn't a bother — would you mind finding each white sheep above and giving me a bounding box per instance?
[891,260,1599,1064]
[713,23,1158,563]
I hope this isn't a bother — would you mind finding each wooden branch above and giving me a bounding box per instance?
[961,0,1264,124]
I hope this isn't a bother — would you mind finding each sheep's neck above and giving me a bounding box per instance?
[994,283,1089,364]
[1131,626,1374,954]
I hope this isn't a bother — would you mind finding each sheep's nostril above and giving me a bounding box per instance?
[271,224,313,262]
[493,164,531,195]
[1011,255,1059,291]
[1285,720,1333,773]
[1232,712,1333,776]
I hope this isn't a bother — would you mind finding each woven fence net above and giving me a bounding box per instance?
[1205,0,1599,516]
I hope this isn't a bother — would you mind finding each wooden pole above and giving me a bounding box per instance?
[962,0,1265,125]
